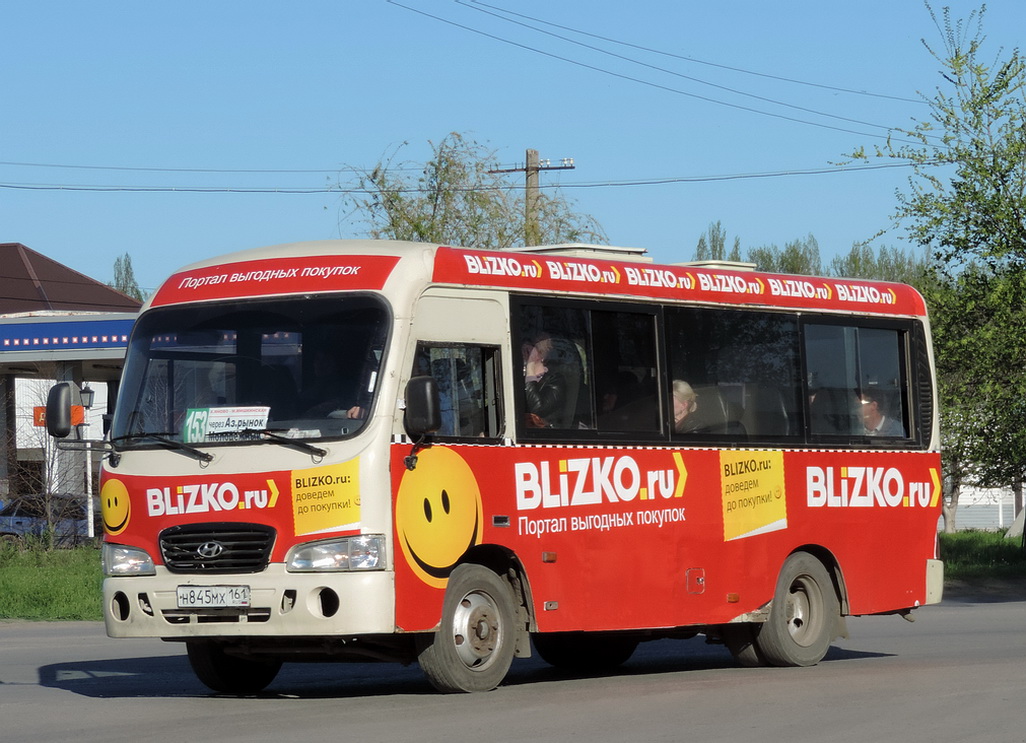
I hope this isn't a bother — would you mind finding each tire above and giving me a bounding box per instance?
[755,552,839,667]
[532,632,638,672]
[186,641,282,694]
[417,564,517,693]
[721,624,769,667]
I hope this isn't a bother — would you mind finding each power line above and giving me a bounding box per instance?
[0,160,424,174]
[469,0,927,105]
[0,8,930,183]
[0,183,333,193]
[0,160,922,194]
[558,161,923,186]
[387,1,920,144]
[456,0,904,134]
[0,160,339,174]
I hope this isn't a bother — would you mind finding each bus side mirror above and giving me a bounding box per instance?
[46,382,73,439]
[404,376,441,437]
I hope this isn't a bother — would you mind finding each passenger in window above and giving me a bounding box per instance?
[523,333,581,428]
[672,380,699,433]
[860,389,904,437]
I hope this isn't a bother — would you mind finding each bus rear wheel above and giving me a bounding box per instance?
[186,641,282,694]
[721,623,769,667]
[417,564,517,693]
[755,552,839,667]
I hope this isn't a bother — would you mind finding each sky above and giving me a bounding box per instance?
[3,1,1024,294]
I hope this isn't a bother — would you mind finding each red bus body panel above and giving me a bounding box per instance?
[390,444,941,633]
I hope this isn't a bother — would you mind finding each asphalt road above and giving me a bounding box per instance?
[2,585,1024,743]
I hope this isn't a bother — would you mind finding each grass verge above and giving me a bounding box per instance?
[0,540,103,621]
[938,530,1026,580]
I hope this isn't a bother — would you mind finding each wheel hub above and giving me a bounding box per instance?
[786,577,821,646]
[452,592,500,668]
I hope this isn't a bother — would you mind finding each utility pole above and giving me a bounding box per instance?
[490,149,575,246]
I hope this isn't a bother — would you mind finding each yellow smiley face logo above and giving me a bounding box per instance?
[395,447,483,588]
[101,479,131,536]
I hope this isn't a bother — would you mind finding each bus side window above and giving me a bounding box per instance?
[518,305,590,430]
[804,323,909,441]
[665,307,802,443]
[413,343,502,439]
[592,310,661,433]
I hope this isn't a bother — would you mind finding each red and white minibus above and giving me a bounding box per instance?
[58,240,942,693]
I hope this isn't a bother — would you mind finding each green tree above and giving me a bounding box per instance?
[849,4,1026,527]
[340,132,605,249]
[111,253,144,302]
[694,221,742,262]
[927,266,1026,529]
[747,234,823,275]
[829,243,930,286]
[876,6,1025,273]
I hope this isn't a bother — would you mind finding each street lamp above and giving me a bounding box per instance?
[80,385,95,539]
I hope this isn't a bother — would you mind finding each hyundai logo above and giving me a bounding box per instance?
[196,541,225,559]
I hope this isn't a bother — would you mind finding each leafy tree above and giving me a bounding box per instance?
[927,266,1026,529]
[848,4,1026,528]
[747,234,823,275]
[690,225,824,275]
[111,253,144,302]
[829,243,931,286]
[694,221,742,262]
[340,132,605,249]
[858,5,1026,274]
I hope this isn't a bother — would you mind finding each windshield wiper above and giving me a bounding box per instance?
[241,428,328,458]
[111,433,214,463]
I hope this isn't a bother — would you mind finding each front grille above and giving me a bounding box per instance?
[160,522,276,574]
[162,607,272,624]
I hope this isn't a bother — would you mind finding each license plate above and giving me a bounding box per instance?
[176,585,251,608]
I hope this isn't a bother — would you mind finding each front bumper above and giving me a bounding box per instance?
[104,565,395,639]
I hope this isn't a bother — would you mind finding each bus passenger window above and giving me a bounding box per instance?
[665,307,801,442]
[804,323,908,441]
[518,305,589,430]
[857,327,907,438]
[592,309,660,433]
[514,300,660,437]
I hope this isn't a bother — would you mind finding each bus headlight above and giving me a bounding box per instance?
[102,543,156,576]
[286,535,386,572]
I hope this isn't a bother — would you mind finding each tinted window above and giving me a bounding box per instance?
[514,300,662,436]
[666,308,801,441]
[510,296,922,449]
[517,303,590,431]
[805,323,908,440]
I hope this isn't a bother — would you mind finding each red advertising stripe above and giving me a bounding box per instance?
[150,254,400,307]
[433,247,926,316]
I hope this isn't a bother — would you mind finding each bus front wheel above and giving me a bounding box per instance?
[417,563,517,693]
[755,552,839,667]
[186,641,282,694]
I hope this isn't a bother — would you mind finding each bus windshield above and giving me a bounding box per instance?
[111,295,389,448]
